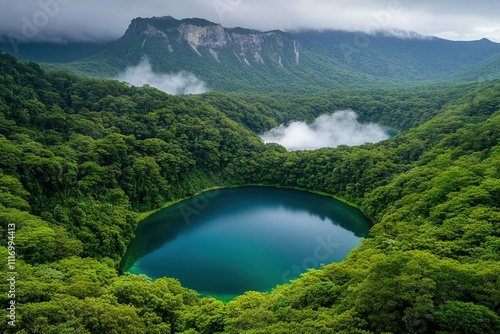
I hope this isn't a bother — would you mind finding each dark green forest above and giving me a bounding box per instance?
[1,51,499,333]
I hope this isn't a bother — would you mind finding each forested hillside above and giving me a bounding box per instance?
[1,52,499,333]
[198,83,475,133]
[0,41,106,64]
[4,16,500,93]
[294,31,500,81]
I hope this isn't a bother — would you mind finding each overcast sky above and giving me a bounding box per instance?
[1,0,499,43]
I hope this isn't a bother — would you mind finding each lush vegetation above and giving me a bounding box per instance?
[1,51,499,333]
[5,17,500,94]
[197,83,474,133]
[294,30,500,83]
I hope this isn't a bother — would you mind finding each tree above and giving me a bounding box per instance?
[434,301,500,334]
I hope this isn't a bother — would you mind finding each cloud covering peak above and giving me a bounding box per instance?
[116,58,208,95]
[261,111,390,151]
[0,0,499,43]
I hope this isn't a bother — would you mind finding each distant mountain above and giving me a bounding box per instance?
[39,16,382,92]
[0,41,107,63]
[294,31,500,81]
[453,52,500,82]
[2,16,500,92]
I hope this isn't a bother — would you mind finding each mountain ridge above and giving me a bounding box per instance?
[2,15,500,92]
[124,15,300,67]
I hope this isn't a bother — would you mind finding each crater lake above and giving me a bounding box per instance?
[120,187,372,300]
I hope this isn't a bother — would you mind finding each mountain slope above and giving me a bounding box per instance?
[0,40,107,63]
[2,16,500,92]
[45,16,385,92]
[294,31,500,81]
[453,52,500,81]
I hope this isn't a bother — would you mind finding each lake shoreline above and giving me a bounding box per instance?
[135,184,364,225]
[123,186,372,302]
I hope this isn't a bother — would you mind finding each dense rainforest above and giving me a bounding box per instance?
[0,51,499,333]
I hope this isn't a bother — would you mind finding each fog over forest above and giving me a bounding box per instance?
[117,58,208,95]
[261,111,390,150]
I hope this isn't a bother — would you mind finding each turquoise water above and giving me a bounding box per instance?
[121,187,372,300]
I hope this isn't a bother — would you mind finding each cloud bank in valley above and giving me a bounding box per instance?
[261,111,390,151]
[116,58,208,95]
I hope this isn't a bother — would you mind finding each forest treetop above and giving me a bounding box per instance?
[0,51,499,333]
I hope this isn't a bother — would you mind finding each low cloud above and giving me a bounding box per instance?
[116,58,208,95]
[261,111,390,151]
[1,1,500,43]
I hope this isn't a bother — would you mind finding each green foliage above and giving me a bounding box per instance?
[1,51,500,333]
[0,51,263,261]
[434,301,500,334]
[13,20,500,94]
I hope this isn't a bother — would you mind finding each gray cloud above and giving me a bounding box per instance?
[261,111,390,151]
[0,0,499,43]
[116,58,208,95]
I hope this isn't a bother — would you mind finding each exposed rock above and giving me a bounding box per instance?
[254,52,264,64]
[294,41,300,64]
[209,48,220,62]
[124,16,299,67]
[178,23,229,48]
[141,24,169,42]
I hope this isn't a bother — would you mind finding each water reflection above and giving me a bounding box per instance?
[120,187,372,298]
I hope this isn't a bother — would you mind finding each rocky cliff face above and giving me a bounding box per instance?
[124,16,300,66]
